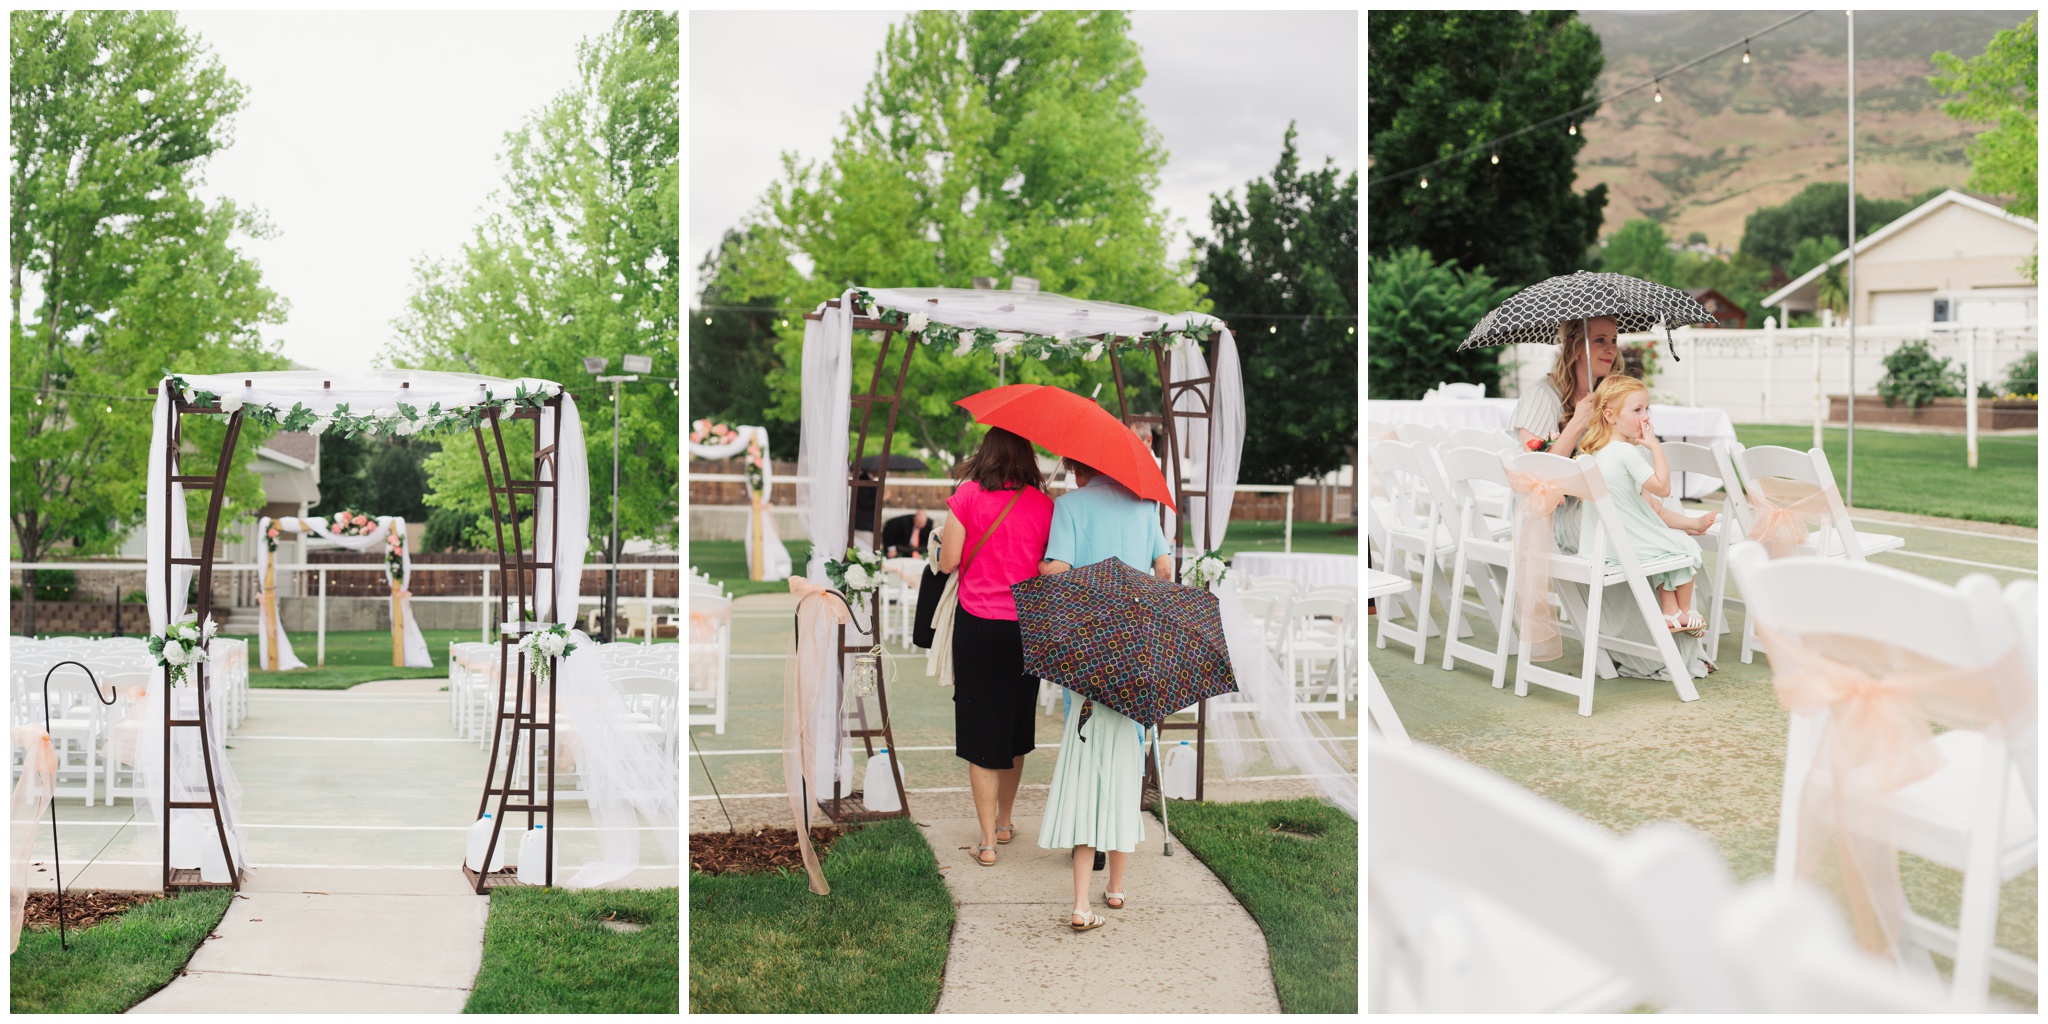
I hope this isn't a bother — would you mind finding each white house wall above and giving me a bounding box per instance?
[1852,202,2036,324]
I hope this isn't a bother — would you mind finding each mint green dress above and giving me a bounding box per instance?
[1034,477,1167,854]
[1588,441,1702,592]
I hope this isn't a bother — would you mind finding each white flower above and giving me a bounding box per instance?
[844,564,873,590]
[992,339,1020,357]
[1038,350,1051,361]
[309,417,333,435]
[906,311,930,333]
[202,616,219,641]
[952,338,976,358]
[1084,343,1105,362]
[1200,556,1224,578]
[162,644,189,666]
[219,393,245,413]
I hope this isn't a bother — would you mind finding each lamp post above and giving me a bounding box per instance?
[583,354,650,643]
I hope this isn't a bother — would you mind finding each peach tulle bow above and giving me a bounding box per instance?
[1505,467,1600,663]
[1745,478,1837,558]
[1760,624,2034,957]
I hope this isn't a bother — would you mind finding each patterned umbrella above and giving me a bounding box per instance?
[1011,558,1236,730]
[1458,270,1718,392]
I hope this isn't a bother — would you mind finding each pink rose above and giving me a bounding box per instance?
[267,527,279,538]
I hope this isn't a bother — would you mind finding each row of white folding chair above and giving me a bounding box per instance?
[1728,542,2036,1008]
[1368,439,1463,664]
[1388,440,1701,715]
[448,641,500,742]
[1371,739,1951,1012]
[1281,591,1355,716]
[1711,442,1904,664]
[12,660,154,806]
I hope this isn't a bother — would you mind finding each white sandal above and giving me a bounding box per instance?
[1678,610,1708,638]
[1104,891,1126,910]
[1070,908,1105,932]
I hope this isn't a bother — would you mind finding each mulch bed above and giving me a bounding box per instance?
[19,890,164,931]
[689,826,859,876]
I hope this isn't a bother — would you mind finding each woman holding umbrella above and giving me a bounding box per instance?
[936,427,1055,869]
[1511,316,1621,459]
[1034,456,1174,932]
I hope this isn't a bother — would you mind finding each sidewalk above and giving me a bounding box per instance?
[922,792,1282,1014]
[21,677,677,1013]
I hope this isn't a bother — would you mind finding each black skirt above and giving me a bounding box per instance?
[950,605,1041,771]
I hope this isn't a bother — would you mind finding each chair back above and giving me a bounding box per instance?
[1241,575,1299,596]
[1437,445,1510,540]
[1711,440,1755,532]
[1371,740,1740,1012]
[1658,441,1725,512]
[1370,439,1439,531]
[1725,541,2015,668]
[1395,423,1444,447]
[1452,427,1515,454]
[1727,445,1862,559]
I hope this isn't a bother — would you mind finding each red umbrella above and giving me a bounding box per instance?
[955,384,1175,509]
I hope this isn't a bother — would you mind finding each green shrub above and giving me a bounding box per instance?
[423,508,481,553]
[2001,350,2039,398]
[1876,340,1963,410]
[1366,247,1513,400]
[31,570,77,602]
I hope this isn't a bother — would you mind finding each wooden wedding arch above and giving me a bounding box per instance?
[149,374,573,893]
[803,292,1230,818]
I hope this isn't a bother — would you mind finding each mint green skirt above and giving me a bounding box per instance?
[1036,692,1147,852]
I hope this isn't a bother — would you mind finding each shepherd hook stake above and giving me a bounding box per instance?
[41,661,116,951]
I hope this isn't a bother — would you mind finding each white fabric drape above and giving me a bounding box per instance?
[798,292,863,797]
[688,424,791,581]
[862,286,1220,341]
[258,515,430,669]
[556,632,678,887]
[1198,328,1355,819]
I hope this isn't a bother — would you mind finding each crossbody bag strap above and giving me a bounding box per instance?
[960,489,1026,576]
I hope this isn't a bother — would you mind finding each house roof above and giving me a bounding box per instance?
[1762,190,2039,308]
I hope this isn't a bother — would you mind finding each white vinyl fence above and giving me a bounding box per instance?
[1501,321,2038,430]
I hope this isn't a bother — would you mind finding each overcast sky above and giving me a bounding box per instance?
[172,11,621,374]
[687,11,1359,300]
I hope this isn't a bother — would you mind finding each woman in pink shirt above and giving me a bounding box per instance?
[937,427,1054,867]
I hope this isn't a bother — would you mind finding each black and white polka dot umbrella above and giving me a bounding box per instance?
[1458,270,1719,351]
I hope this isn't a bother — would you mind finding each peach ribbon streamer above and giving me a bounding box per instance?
[1760,624,2034,956]
[784,576,852,895]
[10,727,57,953]
[1745,478,1837,558]
[1505,467,1600,662]
[688,603,733,703]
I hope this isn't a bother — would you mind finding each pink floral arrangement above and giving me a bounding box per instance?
[329,511,375,537]
[689,418,739,446]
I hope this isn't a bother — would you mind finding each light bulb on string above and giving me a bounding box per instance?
[1568,120,1577,136]
[1654,79,1663,103]
[1490,151,1499,165]
[1743,39,1751,64]
[1419,176,1429,189]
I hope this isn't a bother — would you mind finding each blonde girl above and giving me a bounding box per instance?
[1579,375,1720,636]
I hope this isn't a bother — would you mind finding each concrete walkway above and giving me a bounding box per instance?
[19,675,676,1013]
[924,801,1282,1014]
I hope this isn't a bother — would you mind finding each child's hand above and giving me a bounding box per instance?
[1688,511,1717,535]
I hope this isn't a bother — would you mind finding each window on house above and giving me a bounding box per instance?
[1932,298,1951,322]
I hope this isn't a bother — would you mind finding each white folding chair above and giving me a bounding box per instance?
[1658,441,1738,663]
[1370,740,1743,1012]
[1369,439,1459,664]
[1451,426,1518,454]
[1364,569,1412,743]
[1717,442,1904,663]
[1282,594,1351,716]
[687,596,731,735]
[1238,591,1293,659]
[1432,445,1518,683]
[1497,451,1701,716]
[1728,542,2037,1008]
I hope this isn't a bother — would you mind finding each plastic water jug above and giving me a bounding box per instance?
[840,747,856,793]
[863,748,901,812]
[1162,741,1198,800]
[170,817,232,882]
[516,825,551,885]
[466,813,506,873]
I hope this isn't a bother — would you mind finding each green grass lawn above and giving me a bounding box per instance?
[1163,797,1358,1014]
[1734,424,2038,527]
[464,886,679,1013]
[690,518,1359,598]
[10,889,233,1013]
[689,819,954,1013]
[246,628,675,690]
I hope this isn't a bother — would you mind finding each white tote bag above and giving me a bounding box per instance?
[925,490,1023,687]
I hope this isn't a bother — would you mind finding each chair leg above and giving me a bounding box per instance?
[1413,545,1438,665]
[1493,555,1518,691]
[1441,551,1471,672]
[1576,576,1606,716]
[1627,577,1700,702]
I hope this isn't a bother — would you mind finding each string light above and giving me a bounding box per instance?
[1268,325,1278,334]
[1490,151,1499,165]
[1743,39,1751,63]
[1568,120,1577,136]
[1654,78,1663,103]
[703,316,712,325]
[1419,176,1429,189]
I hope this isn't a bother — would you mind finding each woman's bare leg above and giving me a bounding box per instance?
[969,764,1000,863]
[996,755,1025,831]
[1072,845,1093,923]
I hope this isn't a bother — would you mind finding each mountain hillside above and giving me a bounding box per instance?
[1575,10,2026,248]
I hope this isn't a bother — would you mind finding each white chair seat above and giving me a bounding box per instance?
[1801,730,2038,879]
[1802,530,1905,559]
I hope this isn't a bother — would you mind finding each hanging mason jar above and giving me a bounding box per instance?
[850,642,885,698]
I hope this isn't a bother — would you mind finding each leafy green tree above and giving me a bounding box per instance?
[754,11,1190,468]
[1193,125,1357,485]
[691,224,801,457]
[1931,14,2037,279]
[1601,219,1678,285]
[1738,183,1942,272]
[1367,247,1513,401]
[1368,11,1610,289]
[390,12,678,549]
[1671,249,1774,329]
[1788,236,1848,316]
[10,11,287,614]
